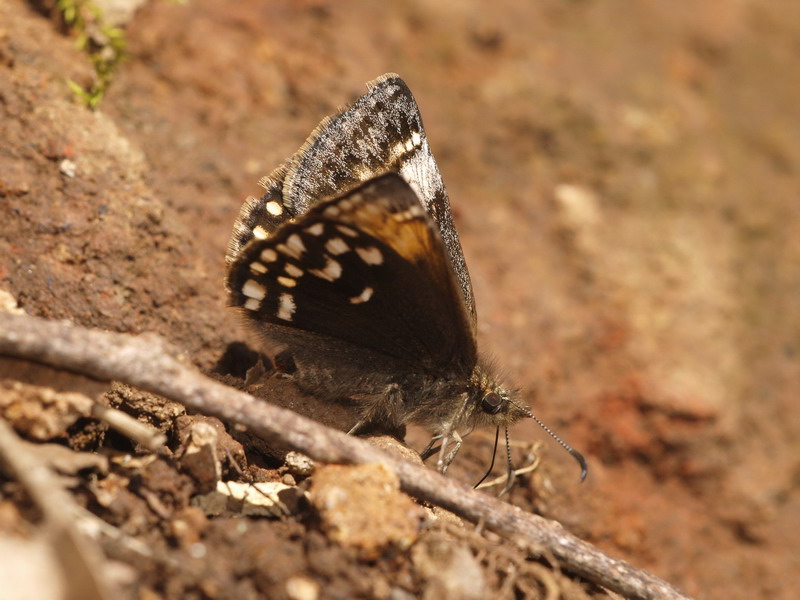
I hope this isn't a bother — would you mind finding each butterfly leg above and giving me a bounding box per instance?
[420,434,444,460]
[436,431,463,475]
[347,420,366,436]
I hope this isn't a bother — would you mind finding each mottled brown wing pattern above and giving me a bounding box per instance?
[227,174,476,373]
[226,74,475,326]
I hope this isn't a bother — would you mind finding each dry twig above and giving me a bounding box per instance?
[0,313,693,600]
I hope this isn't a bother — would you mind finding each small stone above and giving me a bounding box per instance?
[192,481,294,518]
[285,451,315,476]
[59,159,77,178]
[285,576,319,600]
[308,463,422,559]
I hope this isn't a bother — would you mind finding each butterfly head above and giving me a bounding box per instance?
[465,364,588,482]
[464,365,529,429]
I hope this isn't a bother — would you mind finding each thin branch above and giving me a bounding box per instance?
[90,402,167,452]
[0,313,693,600]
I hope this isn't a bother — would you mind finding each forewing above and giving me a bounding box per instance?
[227,74,475,324]
[226,174,477,374]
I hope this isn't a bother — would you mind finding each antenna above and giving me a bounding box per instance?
[522,407,588,482]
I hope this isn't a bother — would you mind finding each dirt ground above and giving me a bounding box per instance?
[1,0,799,598]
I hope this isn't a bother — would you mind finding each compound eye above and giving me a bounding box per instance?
[481,392,504,414]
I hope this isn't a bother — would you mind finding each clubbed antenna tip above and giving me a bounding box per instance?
[523,407,589,482]
[570,447,588,482]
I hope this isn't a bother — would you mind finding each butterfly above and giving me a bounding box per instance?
[225,74,586,485]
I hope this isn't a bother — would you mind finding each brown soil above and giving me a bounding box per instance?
[1,1,799,599]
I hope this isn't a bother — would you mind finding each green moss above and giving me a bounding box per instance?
[57,0,128,108]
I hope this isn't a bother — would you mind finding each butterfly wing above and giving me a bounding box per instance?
[226,174,477,375]
[226,74,475,326]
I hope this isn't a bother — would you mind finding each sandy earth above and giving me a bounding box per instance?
[1,1,799,599]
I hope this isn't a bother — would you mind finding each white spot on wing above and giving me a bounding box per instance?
[250,262,267,274]
[242,279,266,300]
[277,293,295,321]
[277,276,296,288]
[260,248,278,262]
[411,131,421,147]
[356,246,383,265]
[266,201,283,216]
[350,287,374,304]
[243,298,260,311]
[285,263,303,278]
[252,226,268,240]
[287,234,305,255]
[309,257,342,281]
[325,237,349,255]
[305,222,325,236]
[278,234,306,260]
[392,205,425,222]
[390,141,406,161]
[336,225,358,238]
[398,143,443,212]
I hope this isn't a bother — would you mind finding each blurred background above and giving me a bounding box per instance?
[2,1,799,598]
